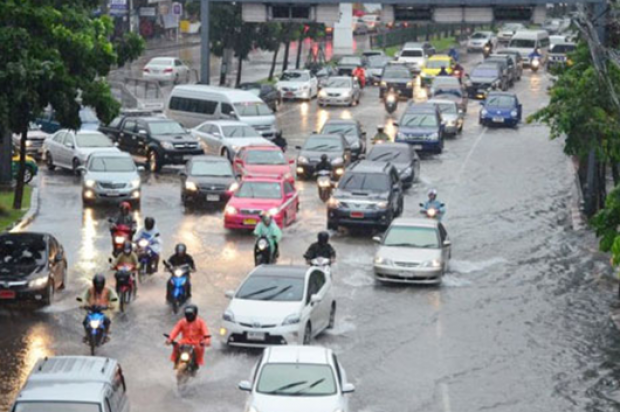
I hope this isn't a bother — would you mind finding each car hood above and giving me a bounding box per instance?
[441,113,460,122]
[252,394,342,412]
[14,131,48,141]
[299,150,343,163]
[0,264,44,281]
[468,38,488,44]
[334,189,389,201]
[190,175,236,187]
[241,115,277,128]
[228,197,283,210]
[228,299,302,325]
[469,76,498,84]
[276,81,308,89]
[226,137,273,147]
[383,78,410,84]
[242,164,291,177]
[84,171,139,183]
[399,56,425,63]
[377,245,442,263]
[322,87,352,94]
[399,126,438,136]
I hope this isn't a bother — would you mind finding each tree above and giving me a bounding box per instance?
[255,23,283,81]
[0,0,144,209]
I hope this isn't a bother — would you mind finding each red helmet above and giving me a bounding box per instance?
[119,202,132,214]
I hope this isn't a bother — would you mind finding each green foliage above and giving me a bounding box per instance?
[115,32,146,68]
[592,186,620,265]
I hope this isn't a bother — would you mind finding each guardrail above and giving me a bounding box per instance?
[369,23,486,50]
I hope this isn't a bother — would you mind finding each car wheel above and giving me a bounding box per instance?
[174,73,180,85]
[23,167,34,184]
[396,197,404,217]
[42,280,54,306]
[46,152,55,171]
[328,303,336,329]
[72,158,81,176]
[148,150,162,173]
[222,148,233,162]
[327,220,338,231]
[303,323,312,345]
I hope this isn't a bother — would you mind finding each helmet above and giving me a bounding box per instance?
[184,304,198,322]
[175,243,187,256]
[144,217,155,231]
[320,154,328,162]
[318,231,329,245]
[428,189,437,200]
[261,211,272,225]
[122,241,132,255]
[377,125,384,131]
[93,274,106,293]
[119,202,131,214]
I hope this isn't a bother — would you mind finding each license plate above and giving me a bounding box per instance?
[0,290,16,299]
[247,332,266,341]
[413,145,423,150]
[350,211,364,218]
[243,219,257,225]
[399,272,413,278]
[492,117,504,123]
[285,92,295,98]
[206,194,220,202]
[107,190,120,196]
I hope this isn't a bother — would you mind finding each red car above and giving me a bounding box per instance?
[224,176,299,230]
[233,145,295,185]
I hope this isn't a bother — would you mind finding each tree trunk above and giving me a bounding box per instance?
[268,43,280,81]
[295,36,303,69]
[282,39,291,72]
[235,55,243,88]
[12,128,28,210]
[612,163,620,186]
[0,127,12,189]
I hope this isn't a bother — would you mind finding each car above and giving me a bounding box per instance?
[508,30,550,66]
[313,65,337,88]
[542,18,563,35]
[495,49,524,80]
[223,176,299,229]
[0,232,67,306]
[336,55,364,76]
[428,98,465,135]
[180,155,238,207]
[465,63,507,99]
[379,64,414,99]
[12,124,49,160]
[44,130,119,174]
[143,57,190,84]
[238,346,355,412]
[238,82,281,112]
[221,265,335,347]
[11,356,130,412]
[36,107,100,134]
[396,42,434,72]
[484,54,517,86]
[353,19,369,35]
[327,160,404,231]
[319,119,367,161]
[430,77,468,112]
[373,217,451,285]
[547,42,576,69]
[394,103,445,154]
[276,70,319,101]
[232,145,295,184]
[81,151,143,207]
[467,31,497,52]
[365,142,420,188]
[549,34,570,47]
[99,115,203,172]
[361,14,381,31]
[317,76,361,107]
[191,120,274,161]
[420,54,455,86]
[11,154,39,184]
[362,49,386,59]
[479,91,522,128]
[365,55,391,85]
[498,23,526,43]
[295,133,351,179]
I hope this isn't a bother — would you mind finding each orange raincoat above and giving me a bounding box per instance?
[168,318,211,365]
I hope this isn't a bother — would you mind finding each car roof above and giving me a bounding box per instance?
[265,345,332,365]
[171,85,263,103]
[22,357,118,388]
[16,383,107,403]
[405,102,437,113]
[325,76,353,82]
[284,69,310,74]
[88,151,132,159]
[308,133,342,140]
[58,129,108,136]
[428,98,457,106]
[199,120,251,127]
[390,217,439,229]
[487,91,517,98]
[349,160,392,173]
[139,117,179,123]
[239,145,280,152]
[475,63,501,70]
[189,154,230,163]
[251,265,308,279]
[0,232,49,241]
[368,142,410,152]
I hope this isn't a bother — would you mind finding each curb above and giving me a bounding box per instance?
[568,156,586,231]
[7,177,41,233]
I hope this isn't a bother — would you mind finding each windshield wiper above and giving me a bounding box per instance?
[308,144,329,150]
[294,378,326,395]
[371,152,398,161]
[268,381,307,394]
[262,285,293,301]
[238,286,278,299]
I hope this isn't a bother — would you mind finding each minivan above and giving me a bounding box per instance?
[396,42,434,72]
[508,30,550,66]
[166,85,280,140]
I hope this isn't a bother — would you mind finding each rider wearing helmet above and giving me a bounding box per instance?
[167,243,196,298]
[304,231,336,264]
[438,66,449,76]
[111,202,137,236]
[166,305,211,369]
[134,217,162,272]
[112,241,139,269]
[80,274,118,335]
[352,65,366,88]
[253,211,283,262]
[315,154,333,174]
[372,125,390,144]
[422,189,446,219]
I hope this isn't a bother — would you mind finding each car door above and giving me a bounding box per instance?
[311,270,330,331]
[282,181,297,223]
[47,237,61,288]
[119,119,137,153]
[134,120,150,156]
[356,123,366,153]
[221,102,236,121]
[47,131,64,165]
[390,168,402,211]
[59,132,76,168]
[195,123,217,154]
[175,59,187,80]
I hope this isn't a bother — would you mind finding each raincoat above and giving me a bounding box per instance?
[423,200,446,219]
[253,220,282,259]
[134,226,162,255]
[168,318,211,365]
[81,286,118,316]
[372,132,390,144]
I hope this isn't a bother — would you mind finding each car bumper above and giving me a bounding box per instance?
[0,283,50,303]
[220,321,302,347]
[444,123,460,134]
[481,115,519,126]
[184,189,232,205]
[83,188,140,203]
[15,145,44,159]
[467,44,486,51]
[374,264,443,284]
[467,87,492,99]
[318,95,354,106]
[394,139,442,154]
[143,72,175,81]
[224,212,284,230]
[328,208,392,228]
[280,89,311,100]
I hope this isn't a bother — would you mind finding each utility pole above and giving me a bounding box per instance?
[200,0,210,84]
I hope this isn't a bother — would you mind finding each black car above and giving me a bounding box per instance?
[295,133,352,180]
[0,232,67,306]
[379,64,414,99]
[337,56,363,76]
[99,116,204,172]
[319,119,367,161]
[366,143,420,188]
[484,55,515,86]
[366,55,391,85]
[238,83,281,113]
[180,155,238,207]
[327,161,404,231]
[465,64,507,99]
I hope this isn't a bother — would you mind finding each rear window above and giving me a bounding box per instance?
[399,112,438,128]
[486,95,516,108]
[509,39,536,49]
[234,102,272,117]
[14,402,101,412]
[340,172,390,192]
[551,44,576,53]
[401,49,423,57]
[382,67,410,79]
[169,97,217,115]
[149,58,173,66]
[235,181,282,199]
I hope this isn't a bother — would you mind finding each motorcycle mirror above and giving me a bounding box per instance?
[443,240,452,247]
[392,122,399,127]
[163,333,170,338]
[111,297,119,302]
[238,380,252,391]
[225,290,234,299]
[440,203,445,207]
[108,257,113,263]
[419,202,424,207]
[295,145,302,150]
[76,297,83,302]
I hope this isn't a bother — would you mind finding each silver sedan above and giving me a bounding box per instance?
[428,98,465,135]
[317,77,361,107]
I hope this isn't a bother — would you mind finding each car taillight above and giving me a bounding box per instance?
[164,68,173,73]
[143,68,150,72]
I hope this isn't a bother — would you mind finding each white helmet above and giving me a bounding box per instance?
[428,189,437,199]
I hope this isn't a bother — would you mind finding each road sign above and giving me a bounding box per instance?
[172,2,183,16]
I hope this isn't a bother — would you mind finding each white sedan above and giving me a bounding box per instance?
[220,265,335,347]
[467,31,497,52]
[44,130,119,173]
[191,120,273,160]
[238,346,355,412]
[143,57,190,84]
[276,70,318,101]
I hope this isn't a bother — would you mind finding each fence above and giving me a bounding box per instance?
[369,23,489,50]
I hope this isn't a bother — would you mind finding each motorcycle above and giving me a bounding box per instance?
[254,235,277,266]
[136,234,159,281]
[453,68,465,83]
[164,333,211,387]
[384,89,399,114]
[419,202,445,220]
[109,219,133,257]
[114,264,136,313]
[316,170,333,203]
[483,44,492,58]
[310,256,332,276]
[164,261,191,314]
[77,297,115,356]
[531,57,541,73]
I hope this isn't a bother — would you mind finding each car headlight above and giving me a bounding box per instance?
[28,276,48,288]
[401,167,412,177]
[428,132,439,140]
[89,320,101,329]
[223,310,235,322]
[376,201,388,209]
[319,90,327,98]
[231,145,241,153]
[85,180,96,188]
[225,205,237,215]
[268,207,279,216]
[327,197,340,208]
[26,140,32,147]
[282,313,301,325]
[510,110,518,117]
[374,256,393,266]
[406,81,413,88]
[331,157,344,165]
[114,236,125,244]
[396,132,405,140]
[380,81,387,87]
[297,156,308,164]
[185,181,198,191]
[130,179,140,189]
[421,259,442,268]
[161,141,174,150]
[228,182,239,192]
[180,352,191,362]
[481,109,488,116]
[343,90,352,97]
[283,173,292,181]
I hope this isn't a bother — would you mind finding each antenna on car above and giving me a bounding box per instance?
[101,357,110,374]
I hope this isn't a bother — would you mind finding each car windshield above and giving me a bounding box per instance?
[303,137,342,152]
[401,49,423,57]
[234,102,272,117]
[368,147,409,163]
[245,150,287,165]
[325,78,352,88]
[509,39,536,48]
[471,68,498,78]
[235,181,281,199]
[76,133,113,148]
[222,125,260,138]
[434,103,457,114]
[149,58,173,66]
[257,364,337,396]
[432,77,460,88]
[88,157,135,172]
[79,109,98,123]
[340,57,362,65]
[368,56,390,68]
[14,402,101,412]
[236,275,304,301]
[426,60,450,69]
[434,88,463,98]
[383,226,440,248]
[486,95,516,108]
[340,173,389,192]
[190,161,233,177]
[400,113,438,127]
[383,67,410,79]
[321,124,356,136]
[471,33,488,39]
[149,121,186,135]
[551,44,576,53]
[281,71,310,81]
[0,235,47,267]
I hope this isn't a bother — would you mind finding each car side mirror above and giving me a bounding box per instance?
[225,290,234,299]
[138,129,148,136]
[238,380,252,391]
[137,166,145,172]
[392,122,399,127]
[372,236,381,244]
[295,145,302,150]
[443,240,451,247]
[310,294,321,304]
[54,253,64,263]
[76,297,83,302]
[342,383,356,394]
[77,166,86,174]
[419,202,424,207]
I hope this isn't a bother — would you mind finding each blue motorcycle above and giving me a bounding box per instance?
[77,297,115,356]
[164,262,191,314]
[135,234,159,282]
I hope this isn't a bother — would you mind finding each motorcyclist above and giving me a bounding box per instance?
[167,243,196,297]
[352,65,366,88]
[110,202,137,236]
[134,217,162,272]
[315,154,332,174]
[448,47,460,62]
[372,126,390,144]
[529,47,542,60]
[438,66,449,76]
[422,189,446,218]
[80,274,118,336]
[111,241,139,269]
[453,62,465,77]
[304,231,336,264]
[253,211,282,262]
[166,305,211,370]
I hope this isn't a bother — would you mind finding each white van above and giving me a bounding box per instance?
[166,85,280,139]
[508,30,550,66]
[396,42,429,72]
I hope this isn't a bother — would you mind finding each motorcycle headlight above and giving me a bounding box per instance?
[85,180,96,188]
[174,269,184,277]
[228,182,239,192]
[421,259,442,268]
[282,313,301,326]
[268,207,279,216]
[185,181,198,191]
[380,81,387,87]
[180,352,191,362]
[225,205,237,215]
[510,110,518,117]
[28,276,48,288]
[386,95,396,103]
[161,141,174,150]
[297,156,308,164]
[89,320,101,329]
[331,157,344,165]
[427,208,437,217]
[376,201,389,209]
[223,310,235,322]
[257,238,269,250]
[138,239,149,248]
[401,167,412,177]
[374,256,393,266]
[130,179,140,189]
[114,236,125,244]
[481,109,488,116]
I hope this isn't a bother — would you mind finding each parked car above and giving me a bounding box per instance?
[394,103,445,154]
[191,120,273,160]
[36,107,100,134]
[327,160,404,231]
[498,23,526,43]
[44,130,119,173]
[366,142,420,188]
[12,124,49,160]
[484,54,517,86]
[379,64,414,99]
[547,42,576,69]
[366,55,391,85]
[361,14,381,31]
[221,266,335,347]
[232,145,295,184]
[238,346,354,412]
[353,19,369,35]
[180,155,238,207]
[428,98,465,135]
[0,232,67,306]
[317,76,361,107]
[336,55,364,76]
[99,115,203,172]
[80,151,143,207]
[276,70,319,101]
[143,57,190,84]
[495,49,524,80]
[238,82,281,112]
[319,119,367,161]
[11,154,39,184]
[467,31,497,52]
[295,133,351,179]
[373,218,451,284]
[465,63,507,99]
[479,91,522,128]
[223,176,299,229]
